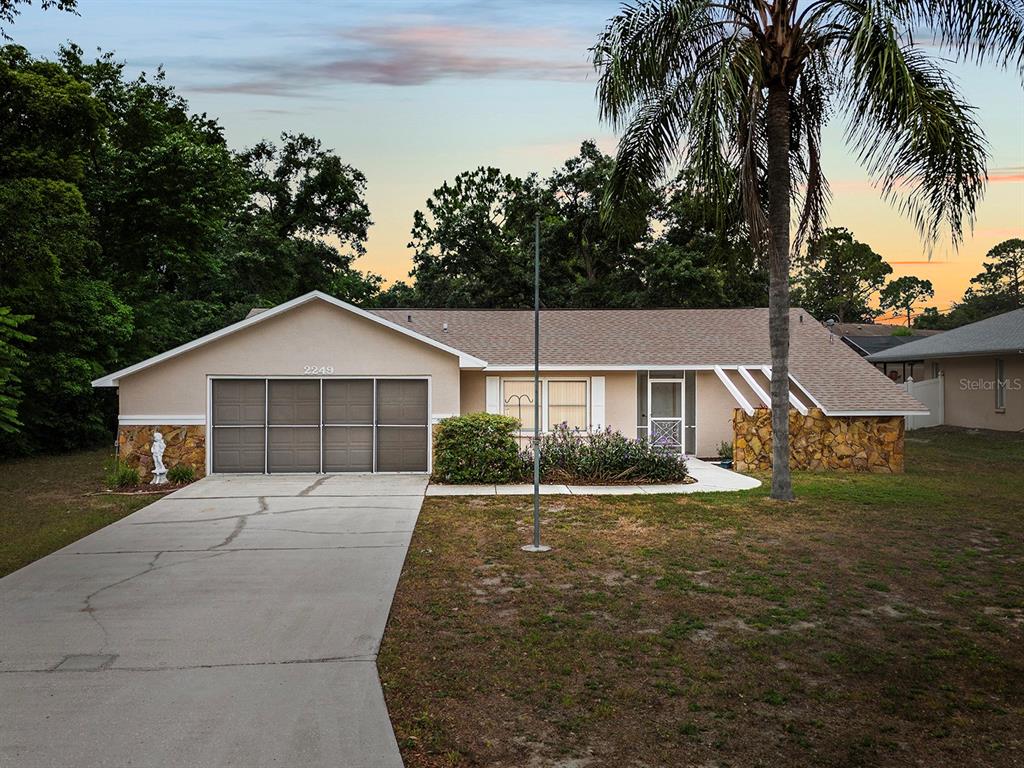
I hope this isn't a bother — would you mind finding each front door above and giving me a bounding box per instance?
[649,380,684,455]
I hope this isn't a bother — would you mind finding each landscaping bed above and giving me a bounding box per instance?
[380,427,1024,767]
[433,414,690,486]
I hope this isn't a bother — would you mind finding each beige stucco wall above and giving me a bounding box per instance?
[461,370,749,457]
[118,301,463,418]
[458,370,636,433]
[935,355,1024,431]
[695,370,740,457]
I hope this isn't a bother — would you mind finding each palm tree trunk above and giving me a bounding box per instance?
[766,84,794,501]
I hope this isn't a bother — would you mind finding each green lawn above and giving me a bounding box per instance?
[0,447,163,577]
[379,428,1024,768]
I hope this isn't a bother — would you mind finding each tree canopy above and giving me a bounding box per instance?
[792,228,892,323]
[395,142,766,309]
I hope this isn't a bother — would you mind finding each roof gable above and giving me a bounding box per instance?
[92,291,486,387]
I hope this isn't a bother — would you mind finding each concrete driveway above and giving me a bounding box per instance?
[0,473,427,768]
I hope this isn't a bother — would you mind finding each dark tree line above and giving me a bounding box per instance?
[0,45,381,451]
[383,142,767,309]
[915,239,1024,329]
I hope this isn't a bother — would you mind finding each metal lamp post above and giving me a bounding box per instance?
[522,215,550,553]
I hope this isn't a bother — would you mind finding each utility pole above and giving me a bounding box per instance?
[522,214,550,553]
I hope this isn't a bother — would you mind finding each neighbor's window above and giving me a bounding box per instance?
[996,358,1006,410]
[502,380,536,430]
[548,380,587,430]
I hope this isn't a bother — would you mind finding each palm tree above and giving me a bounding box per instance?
[593,0,1023,499]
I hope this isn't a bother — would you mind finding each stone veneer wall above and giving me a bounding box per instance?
[733,408,904,473]
[117,425,207,479]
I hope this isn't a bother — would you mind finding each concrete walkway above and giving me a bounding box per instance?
[0,473,427,768]
[426,456,761,496]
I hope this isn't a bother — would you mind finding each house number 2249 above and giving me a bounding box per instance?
[303,365,335,375]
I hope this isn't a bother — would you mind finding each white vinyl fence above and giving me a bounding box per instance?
[903,373,944,430]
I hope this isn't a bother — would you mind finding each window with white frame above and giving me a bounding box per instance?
[548,380,587,430]
[500,378,589,432]
[996,358,1006,410]
[502,380,537,430]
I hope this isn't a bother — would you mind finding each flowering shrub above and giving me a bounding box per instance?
[433,413,528,483]
[538,423,688,484]
[434,418,689,485]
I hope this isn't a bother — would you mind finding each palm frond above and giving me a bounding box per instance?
[592,0,757,126]
[840,2,987,243]
[903,0,1024,76]
[791,52,833,252]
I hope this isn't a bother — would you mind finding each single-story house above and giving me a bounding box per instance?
[832,323,944,383]
[868,308,1024,432]
[92,291,927,477]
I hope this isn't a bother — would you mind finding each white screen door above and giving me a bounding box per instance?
[649,380,683,454]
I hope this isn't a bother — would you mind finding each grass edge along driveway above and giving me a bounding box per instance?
[380,428,1024,768]
[0,447,163,577]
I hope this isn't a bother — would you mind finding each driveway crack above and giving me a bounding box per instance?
[299,476,329,496]
[80,550,228,653]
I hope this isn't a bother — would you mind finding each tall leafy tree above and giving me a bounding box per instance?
[544,140,654,306]
[234,133,381,311]
[879,275,935,326]
[792,227,891,322]
[407,167,549,307]
[60,46,250,360]
[0,45,132,453]
[970,238,1024,309]
[635,173,766,308]
[916,237,1024,328]
[0,307,32,433]
[593,0,1021,499]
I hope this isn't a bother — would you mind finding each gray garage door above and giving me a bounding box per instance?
[212,379,266,473]
[211,378,428,473]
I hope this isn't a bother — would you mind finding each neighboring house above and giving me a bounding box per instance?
[868,308,1024,432]
[832,323,944,383]
[92,291,926,477]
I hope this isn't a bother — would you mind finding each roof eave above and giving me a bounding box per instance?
[868,348,1024,363]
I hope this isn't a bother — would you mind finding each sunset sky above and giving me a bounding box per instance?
[14,0,1024,314]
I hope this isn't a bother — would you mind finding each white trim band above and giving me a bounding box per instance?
[119,415,206,425]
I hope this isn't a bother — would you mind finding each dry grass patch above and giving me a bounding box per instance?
[380,428,1024,767]
[0,447,162,576]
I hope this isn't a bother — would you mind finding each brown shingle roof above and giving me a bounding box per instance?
[371,307,926,414]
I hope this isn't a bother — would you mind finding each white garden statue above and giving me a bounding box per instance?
[150,431,168,485]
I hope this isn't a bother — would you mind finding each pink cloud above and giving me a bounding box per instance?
[197,21,591,95]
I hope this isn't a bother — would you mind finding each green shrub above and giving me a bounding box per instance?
[717,440,733,460]
[890,326,912,336]
[539,424,688,484]
[106,459,140,488]
[167,464,195,484]
[433,412,529,484]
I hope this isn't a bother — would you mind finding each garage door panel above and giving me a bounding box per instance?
[323,426,373,472]
[212,427,266,473]
[268,427,320,472]
[376,380,428,425]
[376,427,428,472]
[212,377,428,474]
[212,380,265,426]
[323,380,373,425]
[268,380,320,426]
